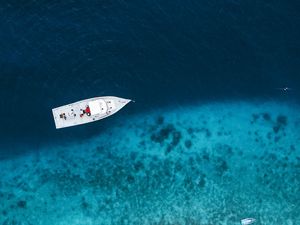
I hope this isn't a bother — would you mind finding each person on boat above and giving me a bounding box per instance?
[59,113,67,120]
[70,109,76,117]
[80,108,86,117]
[85,106,91,116]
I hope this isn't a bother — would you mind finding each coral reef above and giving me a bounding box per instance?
[0,102,299,224]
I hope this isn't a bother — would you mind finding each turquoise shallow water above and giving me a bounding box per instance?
[0,101,299,225]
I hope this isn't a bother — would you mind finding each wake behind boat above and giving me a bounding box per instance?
[52,96,132,129]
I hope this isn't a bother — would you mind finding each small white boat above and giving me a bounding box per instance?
[52,96,132,129]
[241,218,256,225]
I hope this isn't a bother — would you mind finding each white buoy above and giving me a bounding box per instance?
[241,218,256,225]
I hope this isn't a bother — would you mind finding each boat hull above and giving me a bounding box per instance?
[52,96,132,129]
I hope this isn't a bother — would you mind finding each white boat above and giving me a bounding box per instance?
[52,96,132,129]
[241,218,256,225]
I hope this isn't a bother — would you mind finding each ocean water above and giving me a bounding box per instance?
[0,1,300,224]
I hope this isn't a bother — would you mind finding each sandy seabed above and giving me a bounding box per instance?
[0,101,299,225]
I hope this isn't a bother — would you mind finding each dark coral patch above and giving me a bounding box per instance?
[290,145,296,151]
[133,161,144,172]
[151,123,182,153]
[187,127,201,135]
[185,140,192,149]
[215,158,228,176]
[171,131,182,147]
[138,141,145,147]
[183,176,194,191]
[151,124,175,144]
[274,136,281,142]
[268,153,277,161]
[202,152,210,161]
[262,112,271,121]
[156,116,164,125]
[277,115,287,126]
[150,124,174,144]
[272,115,287,135]
[175,160,183,172]
[273,125,280,134]
[17,200,26,208]
[81,197,89,210]
[205,129,212,138]
[126,175,135,184]
[165,145,172,155]
[223,145,233,155]
[130,152,138,161]
[197,175,206,188]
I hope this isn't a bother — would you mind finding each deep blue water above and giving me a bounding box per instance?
[1,0,300,154]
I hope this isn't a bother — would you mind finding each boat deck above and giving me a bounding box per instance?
[52,96,131,129]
